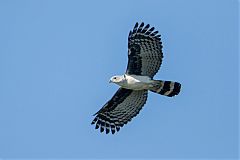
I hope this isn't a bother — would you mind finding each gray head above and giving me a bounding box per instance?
[109,75,125,84]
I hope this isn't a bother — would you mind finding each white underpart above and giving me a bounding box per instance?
[118,74,152,90]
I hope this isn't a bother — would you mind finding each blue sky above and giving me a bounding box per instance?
[0,0,238,159]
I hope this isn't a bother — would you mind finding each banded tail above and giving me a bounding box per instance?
[149,80,181,97]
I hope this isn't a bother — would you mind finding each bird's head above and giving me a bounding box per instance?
[109,75,124,84]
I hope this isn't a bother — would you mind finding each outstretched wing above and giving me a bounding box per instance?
[126,22,163,78]
[91,88,148,134]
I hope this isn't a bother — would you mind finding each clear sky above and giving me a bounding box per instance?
[0,0,238,159]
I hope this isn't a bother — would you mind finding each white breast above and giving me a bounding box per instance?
[121,74,152,90]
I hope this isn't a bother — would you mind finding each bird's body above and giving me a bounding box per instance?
[91,22,181,134]
[110,74,152,90]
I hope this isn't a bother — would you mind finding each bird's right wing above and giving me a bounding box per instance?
[91,88,148,134]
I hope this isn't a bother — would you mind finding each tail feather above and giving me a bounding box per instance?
[150,80,181,97]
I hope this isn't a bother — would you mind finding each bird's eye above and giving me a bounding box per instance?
[114,77,117,79]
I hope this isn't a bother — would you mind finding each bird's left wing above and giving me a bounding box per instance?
[126,22,163,78]
[91,88,148,134]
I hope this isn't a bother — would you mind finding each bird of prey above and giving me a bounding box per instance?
[91,22,181,134]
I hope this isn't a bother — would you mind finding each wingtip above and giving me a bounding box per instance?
[139,22,144,27]
[135,22,138,27]
[100,126,104,133]
[129,30,132,37]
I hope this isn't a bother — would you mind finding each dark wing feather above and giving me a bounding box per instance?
[91,88,148,134]
[126,22,163,78]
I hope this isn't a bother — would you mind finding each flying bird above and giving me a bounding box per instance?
[91,22,181,134]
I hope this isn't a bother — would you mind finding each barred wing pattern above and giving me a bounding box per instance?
[91,88,148,134]
[127,22,163,78]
